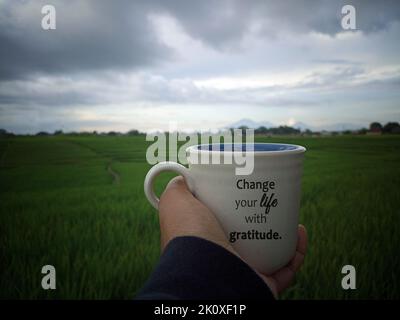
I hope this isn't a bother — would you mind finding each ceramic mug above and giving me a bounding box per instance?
[144,143,306,274]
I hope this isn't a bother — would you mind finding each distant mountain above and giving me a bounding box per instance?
[227,118,274,129]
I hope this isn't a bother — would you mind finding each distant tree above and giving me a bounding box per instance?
[236,126,249,139]
[54,130,63,135]
[358,128,368,135]
[369,122,382,133]
[36,131,49,136]
[255,126,268,134]
[107,131,119,136]
[303,129,313,136]
[237,125,249,131]
[0,129,8,136]
[127,129,140,136]
[343,130,352,135]
[270,126,300,135]
[79,131,92,136]
[383,122,400,134]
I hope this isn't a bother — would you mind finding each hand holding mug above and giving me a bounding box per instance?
[144,143,306,275]
[158,175,308,297]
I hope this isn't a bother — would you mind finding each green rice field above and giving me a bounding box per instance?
[0,135,399,299]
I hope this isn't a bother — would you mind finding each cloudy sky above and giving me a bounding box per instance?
[0,0,399,133]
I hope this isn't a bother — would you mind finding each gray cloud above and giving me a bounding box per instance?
[1,0,400,80]
[2,65,398,110]
[1,0,399,133]
[0,0,171,80]
[0,103,126,133]
[159,0,400,47]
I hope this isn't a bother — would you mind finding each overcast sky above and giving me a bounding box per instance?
[0,0,399,133]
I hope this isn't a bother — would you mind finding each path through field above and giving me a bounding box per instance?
[107,162,120,185]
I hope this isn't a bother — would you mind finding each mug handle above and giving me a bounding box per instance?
[144,161,192,210]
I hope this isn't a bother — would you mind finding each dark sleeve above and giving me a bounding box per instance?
[136,236,275,300]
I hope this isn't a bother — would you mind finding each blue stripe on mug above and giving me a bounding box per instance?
[196,143,299,152]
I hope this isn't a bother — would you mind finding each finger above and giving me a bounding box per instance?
[297,224,308,255]
[287,224,307,271]
[267,225,308,293]
[158,176,192,249]
[164,176,191,195]
[159,176,193,208]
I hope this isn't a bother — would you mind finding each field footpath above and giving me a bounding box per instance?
[65,139,121,186]
[107,161,120,185]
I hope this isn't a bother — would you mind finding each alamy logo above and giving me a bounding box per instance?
[341,265,356,290]
[341,5,356,30]
[41,5,56,30]
[41,265,56,290]
[146,123,256,175]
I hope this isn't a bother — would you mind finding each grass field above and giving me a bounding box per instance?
[0,135,399,299]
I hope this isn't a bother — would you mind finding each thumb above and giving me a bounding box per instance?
[159,176,194,212]
[158,176,233,254]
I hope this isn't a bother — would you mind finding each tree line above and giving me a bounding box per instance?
[0,121,399,137]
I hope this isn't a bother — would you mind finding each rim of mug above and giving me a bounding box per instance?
[186,143,306,156]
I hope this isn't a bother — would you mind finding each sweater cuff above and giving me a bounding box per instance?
[137,236,275,300]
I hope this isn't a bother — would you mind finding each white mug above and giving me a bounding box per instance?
[144,143,306,274]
